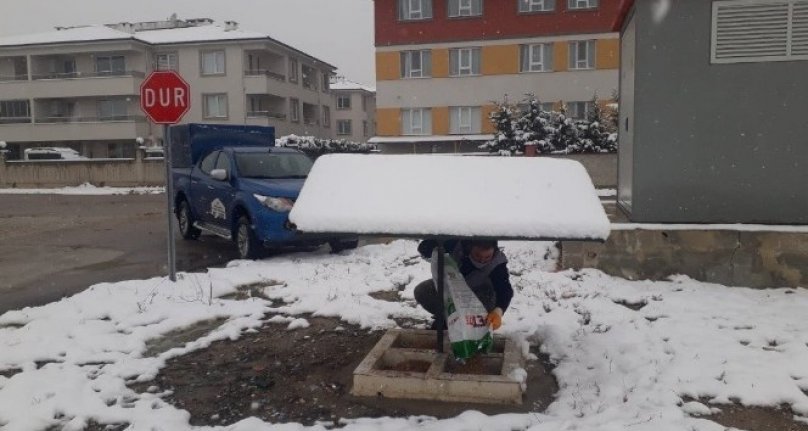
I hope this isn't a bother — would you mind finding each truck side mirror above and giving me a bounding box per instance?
[210,169,228,181]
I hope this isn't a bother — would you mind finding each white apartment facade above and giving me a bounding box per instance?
[0,18,336,160]
[331,78,376,143]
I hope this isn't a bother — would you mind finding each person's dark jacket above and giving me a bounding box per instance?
[418,239,514,312]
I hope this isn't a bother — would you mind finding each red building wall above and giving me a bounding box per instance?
[375,0,622,46]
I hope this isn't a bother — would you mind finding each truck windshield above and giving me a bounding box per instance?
[235,152,314,179]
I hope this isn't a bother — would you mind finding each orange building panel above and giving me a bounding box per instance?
[481,45,519,76]
[376,52,400,81]
[432,107,450,135]
[376,108,401,136]
[596,39,620,69]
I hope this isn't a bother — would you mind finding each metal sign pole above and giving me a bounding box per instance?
[436,241,445,353]
[164,124,177,282]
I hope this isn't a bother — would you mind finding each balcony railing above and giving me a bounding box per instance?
[246,111,287,119]
[0,74,28,82]
[244,69,286,82]
[31,70,146,80]
[34,115,146,124]
[0,117,32,124]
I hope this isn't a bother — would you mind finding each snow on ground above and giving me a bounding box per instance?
[1,240,807,431]
[596,188,616,198]
[0,183,164,195]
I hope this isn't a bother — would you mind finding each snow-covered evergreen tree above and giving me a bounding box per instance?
[276,135,376,158]
[480,100,521,154]
[516,94,555,154]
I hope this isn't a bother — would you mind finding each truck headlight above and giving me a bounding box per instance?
[253,194,294,212]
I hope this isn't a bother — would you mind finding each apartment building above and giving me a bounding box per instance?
[0,18,336,160]
[371,0,622,153]
[331,78,376,143]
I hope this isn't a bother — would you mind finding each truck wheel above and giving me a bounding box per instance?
[329,239,359,253]
[236,216,262,259]
[177,200,201,240]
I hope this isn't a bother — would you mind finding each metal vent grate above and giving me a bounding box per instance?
[715,2,789,59]
[793,1,808,55]
[712,0,808,63]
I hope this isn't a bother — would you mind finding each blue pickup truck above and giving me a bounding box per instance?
[170,124,357,259]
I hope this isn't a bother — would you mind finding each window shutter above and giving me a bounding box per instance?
[794,1,808,55]
[713,1,790,61]
[519,45,529,72]
[544,44,554,71]
[424,0,434,18]
[568,42,577,69]
[449,0,460,16]
[423,51,432,76]
[400,52,408,78]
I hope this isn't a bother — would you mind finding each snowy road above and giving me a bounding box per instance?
[0,194,240,313]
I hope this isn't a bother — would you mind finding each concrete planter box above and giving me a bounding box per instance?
[352,329,525,405]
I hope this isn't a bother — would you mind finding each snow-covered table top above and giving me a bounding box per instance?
[289,154,610,241]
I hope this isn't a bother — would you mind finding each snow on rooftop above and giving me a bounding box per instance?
[290,154,610,241]
[0,25,132,47]
[330,78,375,92]
[0,22,335,69]
[133,25,268,44]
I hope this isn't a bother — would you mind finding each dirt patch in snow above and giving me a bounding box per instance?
[129,315,558,427]
[684,397,808,431]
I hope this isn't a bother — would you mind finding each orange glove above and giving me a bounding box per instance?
[486,308,503,330]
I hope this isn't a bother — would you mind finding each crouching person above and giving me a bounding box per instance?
[413,239,513,330]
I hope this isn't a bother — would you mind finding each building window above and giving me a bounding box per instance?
[337,95,352,110]
[712,0,808,63]
[156,53,178,71]
[362,96,367,111]
[567,0,597,9]
[322,73,330,92]
[201,51,226,75]
[97,99,128,120]
[0,100,30,123]
[518,0,555,12]
[203,94,228,118]
[541,102,556,112]
[363,120,369,136]
[520,44,553,72]
[450,106,481,134]
[400,50,432,78]
[290,98,300,122]
[449,0,483,17]
[450,48,481,76]
[569,40,595,69]
[322,106,331,127]
[95,55,126,75]
[47,100,75,119]
[399,0,433,20]
[337,120,352,135]
[289,59,299,83]
[302,65,318,90]
[567,101,592,119]
[401,108,432,135]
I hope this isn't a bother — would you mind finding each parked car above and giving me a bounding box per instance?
[170,124,357,259]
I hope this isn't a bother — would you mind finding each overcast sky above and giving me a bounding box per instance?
[0,0,376,85]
